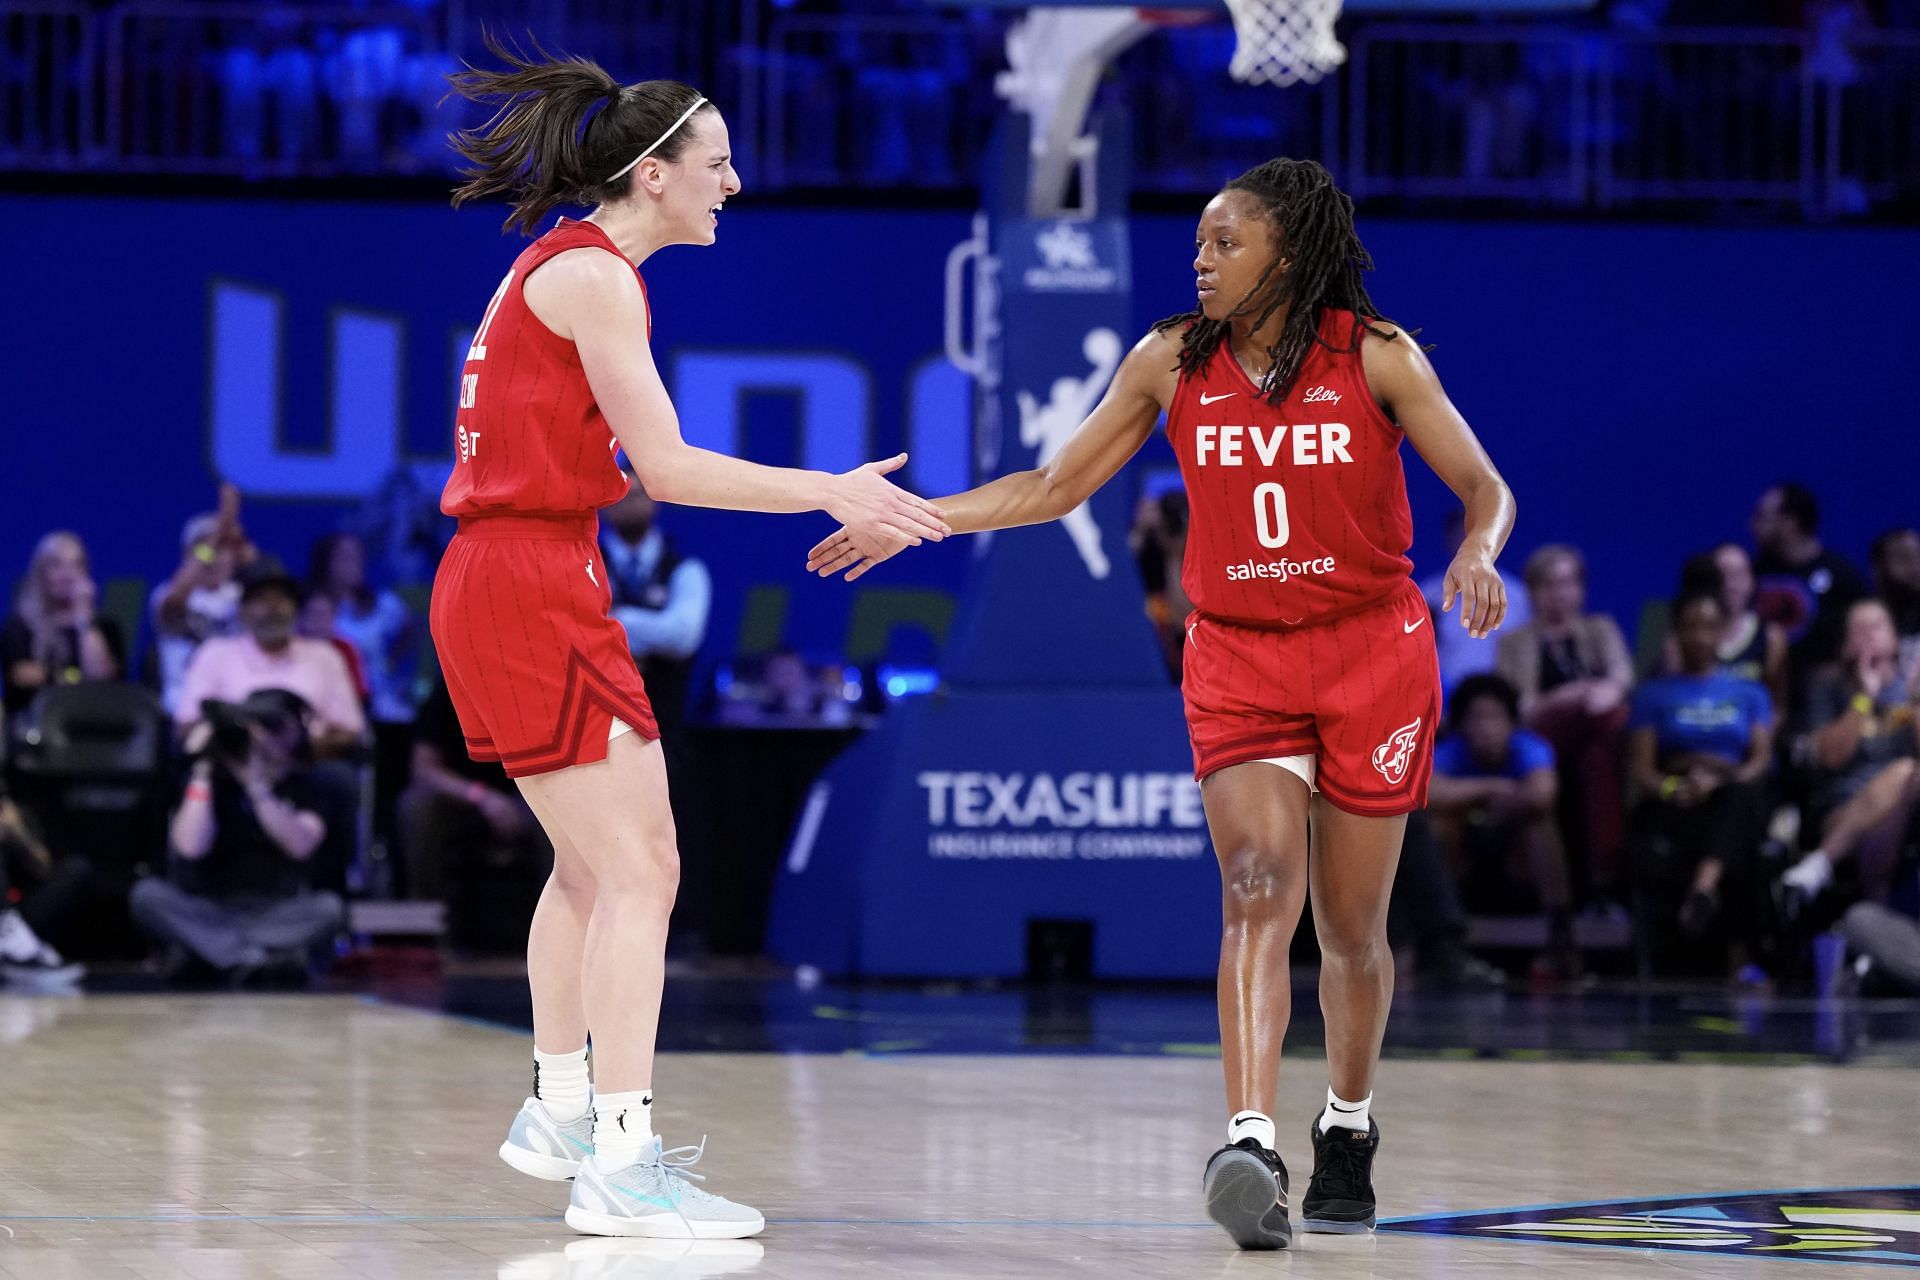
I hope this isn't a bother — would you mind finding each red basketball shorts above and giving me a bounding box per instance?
[429,513,658,779]
[1181,578,1440,816]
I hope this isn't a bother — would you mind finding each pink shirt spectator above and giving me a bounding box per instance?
[174,633,367,737]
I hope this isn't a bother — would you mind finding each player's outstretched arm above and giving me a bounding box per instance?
[1364,329,1516,640]
[806,330,1176,581]
[537,249,948,558]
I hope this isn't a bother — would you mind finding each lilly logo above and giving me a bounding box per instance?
[1371,718,1423,785]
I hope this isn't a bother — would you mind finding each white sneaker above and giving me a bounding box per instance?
[566,1138,765,1240]
[0,911,84,988]
[1782,850,1834,897]
[499,1096,594,1181]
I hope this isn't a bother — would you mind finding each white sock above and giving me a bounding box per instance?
[1782,849,1833,895]
[532,1045,590,1123]
[591,1088,654,1169]
[1319,1089,1371,1133]
[1228,1110,1276,1150]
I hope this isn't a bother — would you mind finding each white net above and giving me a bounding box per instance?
[1220,0,1347,87]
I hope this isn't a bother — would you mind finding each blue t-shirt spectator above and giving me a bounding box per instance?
[1629,674,1772,764]
[1433,727,1555,781]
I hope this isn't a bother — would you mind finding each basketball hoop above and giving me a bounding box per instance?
[1217,0,1347,87]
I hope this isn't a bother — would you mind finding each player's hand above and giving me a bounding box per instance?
[821,454,948,563]
[1440,551,1506,640]
[806,525,910,582]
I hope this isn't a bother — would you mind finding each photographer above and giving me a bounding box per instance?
[130,690,346,983]
[175,568,366,759]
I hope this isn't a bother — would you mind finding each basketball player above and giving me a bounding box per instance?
[432,40,948,1239]
[809,159,1514,1249]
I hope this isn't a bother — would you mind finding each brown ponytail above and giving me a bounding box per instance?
[448,32,712,236]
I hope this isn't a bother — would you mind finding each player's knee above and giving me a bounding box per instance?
[1219,846,1298,915]
[550,859,596,900]
[596,838,679,901]
[1318,913,1389,963]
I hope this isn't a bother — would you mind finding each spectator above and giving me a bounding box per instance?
[1129,487,1192,682]
[1779,599,1920,904]
[296,593,370,702]
[219,13,320,171]
[760,649,852,726]
[150,488,257,717]
[397,674,550,941]
[1664,544,1790,713]
[1427,674,1578,978]
[1870,526,1920,674]
[600,474,711,750]
[309,532,416,840]
[1387,810,1507,990]
[130,690,346,983]
[1839,898,1920,995]
[2,532,124,718]
[1627,591,1775,971]
[1496,543,1634,905]
[175,569,366,758]
[0,791,87,986]
[1422,506,1531,696]
[1751,481,1868,681]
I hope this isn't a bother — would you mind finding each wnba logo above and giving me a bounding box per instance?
[1370,718,1422,785]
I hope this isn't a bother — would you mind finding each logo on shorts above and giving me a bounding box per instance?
[1371,718,1423,786]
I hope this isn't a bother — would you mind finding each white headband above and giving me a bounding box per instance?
[604,97,708,184]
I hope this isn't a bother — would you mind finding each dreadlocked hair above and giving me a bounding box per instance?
[1153,157,1415,408]
[447,30,711,236]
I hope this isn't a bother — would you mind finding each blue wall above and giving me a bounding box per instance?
[2,194,1910,678]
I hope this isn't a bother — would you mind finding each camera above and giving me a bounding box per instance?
[191,690,313,768]
[196,700,260,764]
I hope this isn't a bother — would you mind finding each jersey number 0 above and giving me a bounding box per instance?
[1253,482,1291,549]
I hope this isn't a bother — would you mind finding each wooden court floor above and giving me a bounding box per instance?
[1,992,1916,1278]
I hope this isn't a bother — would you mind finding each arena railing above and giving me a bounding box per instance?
[2,0,1914,221]
[0,2,102,171]
[97,1,446,177]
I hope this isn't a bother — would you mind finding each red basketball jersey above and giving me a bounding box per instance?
[440,218,649,519]
[1166,308,1415,629]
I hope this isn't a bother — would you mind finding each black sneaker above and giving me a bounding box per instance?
[1302,1118,1379,1233]
[1203,1137,1291,1250]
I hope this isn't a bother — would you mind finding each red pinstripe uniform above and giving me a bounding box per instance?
[1169,309,1439,815]
[429,219,659,777]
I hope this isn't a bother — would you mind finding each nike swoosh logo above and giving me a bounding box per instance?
[608,1185,677,1210]
[1198,392,1235,405]
[1404,617,1426,634]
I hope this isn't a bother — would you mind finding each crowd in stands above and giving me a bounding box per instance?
[0,480,710,990]
[1138,481,1920,995]
[5,472,1917,998]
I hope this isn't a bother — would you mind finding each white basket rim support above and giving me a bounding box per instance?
[1224,0,1348,87]
[995,6,1155,215]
